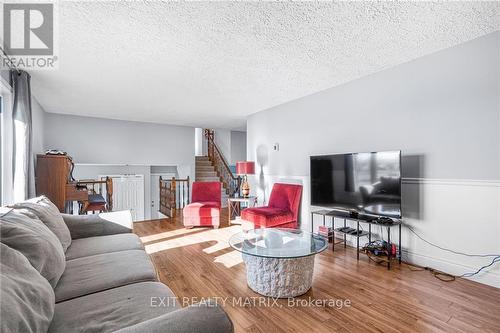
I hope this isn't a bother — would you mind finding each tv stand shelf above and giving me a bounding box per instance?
[333,227,370,238]
[311,209,402,270]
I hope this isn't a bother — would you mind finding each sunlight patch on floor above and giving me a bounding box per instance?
[214,250,243,268]
[234,220,255,231]
[139,227,206,243]
[144,224,244,254]
[203,241,231,254]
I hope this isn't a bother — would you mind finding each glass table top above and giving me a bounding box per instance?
[229,228,328,259]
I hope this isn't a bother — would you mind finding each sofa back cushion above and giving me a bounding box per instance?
[10,196,72,251]
[1,243,55,333]
[0,208,66,288]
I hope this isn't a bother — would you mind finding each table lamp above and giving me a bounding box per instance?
[236,161,255,198]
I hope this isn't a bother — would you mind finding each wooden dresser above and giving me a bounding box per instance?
[35,154,88,212]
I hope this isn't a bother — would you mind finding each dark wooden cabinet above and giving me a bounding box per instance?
[35,154,86,212]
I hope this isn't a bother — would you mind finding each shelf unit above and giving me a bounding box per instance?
[311,209,402,269]
[333,227,370,238]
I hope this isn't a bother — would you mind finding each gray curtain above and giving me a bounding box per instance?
[11,70,34,201]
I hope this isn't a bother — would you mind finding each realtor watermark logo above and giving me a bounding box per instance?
[1,2,58,69]
[150,296,352,310]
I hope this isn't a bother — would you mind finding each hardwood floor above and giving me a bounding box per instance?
[134,210,500,333]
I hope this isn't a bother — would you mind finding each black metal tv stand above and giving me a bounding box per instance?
[311,209,402,269]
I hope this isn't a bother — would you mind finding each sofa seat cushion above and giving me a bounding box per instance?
[10,196,72,251]
[241,207,294,228]
[65,234,143,260]
[49,282,178,333]
[183,202,221,218]
[113,303,234,333]
[1,243,55,333]
[54,250,157,302]
[0,208,66,288]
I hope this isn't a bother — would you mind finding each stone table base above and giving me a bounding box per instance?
[242,254,315,298]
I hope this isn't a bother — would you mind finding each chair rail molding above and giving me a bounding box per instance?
[402,178,500,187]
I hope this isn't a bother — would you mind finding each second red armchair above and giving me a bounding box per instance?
[241,183,302,229]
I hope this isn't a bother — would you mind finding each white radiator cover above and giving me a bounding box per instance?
[100,174,145,222]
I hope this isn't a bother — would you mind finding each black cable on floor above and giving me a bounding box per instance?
[460,256,500,278]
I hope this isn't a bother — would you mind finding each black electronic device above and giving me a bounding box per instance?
[337,227,356,233]
[310,151,402,218]
[347,229,363,236]
[375,217,394,225]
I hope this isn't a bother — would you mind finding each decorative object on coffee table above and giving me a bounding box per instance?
[235,161,255,198]
[229,228,327,298]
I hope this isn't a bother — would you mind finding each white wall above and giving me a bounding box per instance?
[32,97,45,156]
[44,113,195,167]
[213,128,232,164]
[1,76,14,205]
[230,130,247,164]
[195,128,204,156]
[212,128,247,166]
[247,32,500,287]
[44,113,196,219]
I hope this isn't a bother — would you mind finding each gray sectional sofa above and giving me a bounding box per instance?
[0,196,233,333]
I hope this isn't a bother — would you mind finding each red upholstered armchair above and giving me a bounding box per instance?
[183,182,221,229]
[241,183,302,229]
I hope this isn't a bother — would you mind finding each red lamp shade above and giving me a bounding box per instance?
[236,161,255,175]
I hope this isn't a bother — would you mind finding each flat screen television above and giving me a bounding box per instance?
[310,151,402,218]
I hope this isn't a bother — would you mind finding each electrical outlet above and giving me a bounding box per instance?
[273,143,279,151]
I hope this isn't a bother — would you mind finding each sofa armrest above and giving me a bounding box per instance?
[61,211,133,239]
[114,303,233,333]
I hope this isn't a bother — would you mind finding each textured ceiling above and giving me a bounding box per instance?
[30,1,499,130]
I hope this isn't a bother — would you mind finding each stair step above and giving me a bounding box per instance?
[195,164,214,170]
[195,156,210,160]
[196,171,217,176]
[195,169,215,174]
[195,177,221,182]
[196,162,213,167]
[196,170,215,175]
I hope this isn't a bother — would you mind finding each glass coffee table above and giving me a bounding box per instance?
[229,228,327,298]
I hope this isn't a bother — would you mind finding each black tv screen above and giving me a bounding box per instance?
[310,151,401,218]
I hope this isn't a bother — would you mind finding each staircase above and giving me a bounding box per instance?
[195,156,229,207]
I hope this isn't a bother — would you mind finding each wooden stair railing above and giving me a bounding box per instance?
[159,176,190,218]
[204,129,241,197]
